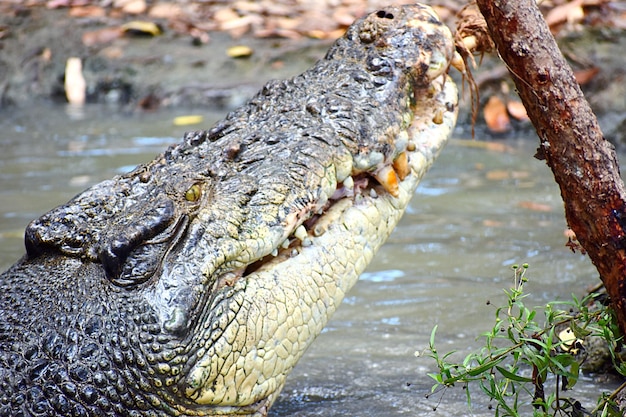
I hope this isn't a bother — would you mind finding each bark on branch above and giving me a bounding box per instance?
[475,0,626,332]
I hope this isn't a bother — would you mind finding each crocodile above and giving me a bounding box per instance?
[0,4,460,416]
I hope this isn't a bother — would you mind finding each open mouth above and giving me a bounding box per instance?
[182,70,460,408]
[211,71,460,294]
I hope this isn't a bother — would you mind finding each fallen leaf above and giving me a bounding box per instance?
[121,21,162,36]
[517,201,553,212]
[332,8,357,27]
[574,67,600,85]
[69,5,106,18]
[484,95,510,133]
[506,100,529,121]
[122,0,148,14]
[226,45,253,58]
[148,3,183,19]
[213,8,240,25]
[173,115,204,126]
[64,57,86,105]
[99,45,124,59]
[82,27,123,46]
[486,170,510,181]
[189,28,210,45]
[545,0,584,28]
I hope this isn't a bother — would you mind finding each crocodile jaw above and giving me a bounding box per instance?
[184,74,458,413]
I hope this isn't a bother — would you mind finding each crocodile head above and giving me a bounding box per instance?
[0,4,460,416]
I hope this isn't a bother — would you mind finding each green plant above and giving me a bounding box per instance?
[423,263,626,417]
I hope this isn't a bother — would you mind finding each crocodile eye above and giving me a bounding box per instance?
[184,184,202,202]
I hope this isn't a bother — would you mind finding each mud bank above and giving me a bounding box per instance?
[0,4,625,144]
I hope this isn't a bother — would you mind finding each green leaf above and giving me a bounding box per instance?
[427,372,443,384]
[570,319,592,339]
[495,365,533,383]
[566,361,579,389]
[467,356,505,377]
[430,325,438,348]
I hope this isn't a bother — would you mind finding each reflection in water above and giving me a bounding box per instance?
[0,105,618,416]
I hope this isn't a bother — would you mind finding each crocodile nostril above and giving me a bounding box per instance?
[100,236,133,280]
[98,198,176,284]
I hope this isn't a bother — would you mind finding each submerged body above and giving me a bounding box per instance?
[0,4,459,416]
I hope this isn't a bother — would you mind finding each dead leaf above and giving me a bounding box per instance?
[99,45,124,59]
[121,21,162,36]
[484,95,511,133]
[213,8,240,25]
[69,5,106,18]
[173,115,203,126]
[273,16,302,31]
[574,67,600,85]
[507,100,529,121]
[64,57,86,105]
[189,28,210,45]
[486,170,510,181]
[517,201,553,212]
[82,27,123,46]
[148,3,183,19]
[332,8,357,27]
[545,0,584,28]
[124,0,146,14]
[226,45,253,58]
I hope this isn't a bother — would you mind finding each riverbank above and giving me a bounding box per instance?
[0,1,625,142]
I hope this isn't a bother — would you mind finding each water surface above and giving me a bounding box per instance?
[0,103,618,416]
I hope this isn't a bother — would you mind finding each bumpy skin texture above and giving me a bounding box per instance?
[0,5,458,417]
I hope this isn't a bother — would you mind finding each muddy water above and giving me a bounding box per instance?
[0,104,620,415]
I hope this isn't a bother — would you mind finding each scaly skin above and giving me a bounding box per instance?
[0,4,459,416]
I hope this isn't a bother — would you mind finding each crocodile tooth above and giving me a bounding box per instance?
[302,237,312,247]
[451,51,466,74]
[369,188,378,198]
[373,165,399,197]
[392,152,410,180]
[294,225,307,242]
[281,239,290,249]
[432,108,444,125]
[313,224,326,237]
[343,176,354,191]
[271,248,278,257]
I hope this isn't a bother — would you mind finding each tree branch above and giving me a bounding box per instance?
[475,0,626,332]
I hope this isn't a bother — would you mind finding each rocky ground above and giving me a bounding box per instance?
[0,0,625,142]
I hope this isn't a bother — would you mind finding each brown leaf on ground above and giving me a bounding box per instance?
[148,3,183,19]
[574,66,600,85]
[484,95,511,133]
[64,57,86,105]
[69,5,106,18]
[545,0,585,29]
[507,100,529,121]
[226,45,253,58]
[82,27,123,46]
[115,0,147,15]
